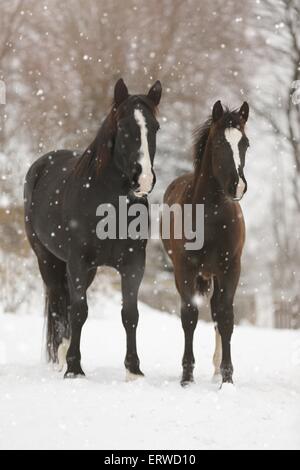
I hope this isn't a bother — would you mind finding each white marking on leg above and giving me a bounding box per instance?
[125,369,144,382]
[57,337,71,372]
[192,294,203,308]
[224,127,245,200]
[213,328,222,377]
[134,109,153,197]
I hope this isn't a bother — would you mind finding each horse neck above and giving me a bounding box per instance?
[85,153,127,194]
[192,139,221,205]
[77,112,119,179]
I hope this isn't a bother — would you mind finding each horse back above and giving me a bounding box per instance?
[24,151,76,202]
[24,150,78,251]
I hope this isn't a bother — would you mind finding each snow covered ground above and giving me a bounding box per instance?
[0,295,299,450]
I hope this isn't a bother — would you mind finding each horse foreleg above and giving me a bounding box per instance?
[181,301,199,386]
[216,265,240,385]
[120,259,145,380]
[175,267,199,387]
[64,261,89,379]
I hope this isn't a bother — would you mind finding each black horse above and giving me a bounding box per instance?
[24,78,162,379]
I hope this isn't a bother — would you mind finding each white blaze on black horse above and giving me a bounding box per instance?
[134,109,154,197]
[24,78,162,379]
[162,100,250,386]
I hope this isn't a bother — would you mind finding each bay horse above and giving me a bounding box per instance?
[24,78,162,379]
[162,100,250,386]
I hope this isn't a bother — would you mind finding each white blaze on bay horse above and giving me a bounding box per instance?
[224,127,246,201]
[134,108,154,197]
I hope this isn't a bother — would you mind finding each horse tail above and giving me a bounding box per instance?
[45,269,71,365]
[195,275,212,296]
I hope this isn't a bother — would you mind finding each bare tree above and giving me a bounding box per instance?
[0,0,26,145]
[0,0,26,62]
[250,0,300,323]
[252,0,300,209]
[0,0,256,317]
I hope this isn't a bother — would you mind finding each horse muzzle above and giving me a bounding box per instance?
[133,169,156,198]
[228,176,247,202]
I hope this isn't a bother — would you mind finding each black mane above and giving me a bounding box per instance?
[75,95,158,177]
[193,107,241,168]
[74,105,117,177]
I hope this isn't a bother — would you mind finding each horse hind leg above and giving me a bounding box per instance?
[63,265,96,379]
[63,260,97,379]
[176,269,200,387]
[57,338,71,372]
[210,270,240,385]
[36,249,71,366]
[210,278,222,380]
[47,264,95,371]
[212,328,222,380]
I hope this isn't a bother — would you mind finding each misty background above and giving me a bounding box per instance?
[0,0,299,329]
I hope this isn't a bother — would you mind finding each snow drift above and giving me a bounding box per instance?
[0,295,299,450]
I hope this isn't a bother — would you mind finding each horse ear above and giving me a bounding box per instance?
[212,100,224,122]
[147,80,162,106]
[114,78,129,106]
[239,101,249,122]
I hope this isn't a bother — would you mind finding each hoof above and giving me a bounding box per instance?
[220,374,234,390]
[222,377,234,385]
[64,371,86,379]
[125,369,144,382]
[181,379,194,388]
[221,366,233,385]
[181,366,194,387]
[211,373,222,384]
[124,359,144,378]
[64,364,85,379]
[219,382,236,394]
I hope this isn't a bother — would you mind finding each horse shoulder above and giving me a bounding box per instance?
[164,173,194,206]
